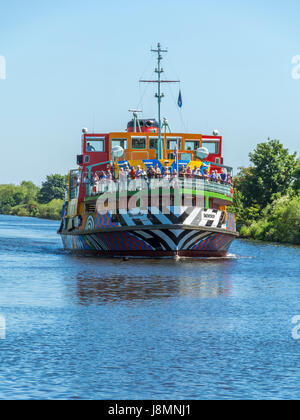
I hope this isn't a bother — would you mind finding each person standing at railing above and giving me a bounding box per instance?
[108,162,114,177]
[154,164,161,178]
[200,162,209,176]
[147,165,155,178]
[119,168,127,192]
[210,170,217,183]
[203,169,210,182]
[186,166,192,179]
[98,171,106,194]
[83,174,91,196]
[194,168,202,180]
[227,174,232,184]
[220,169,227,184]
[92,173,100,195]
[142,167,148,184]
[125,165,130,177]
[215,172,221,183]
[162,166,171,187]
[154,164,161,188]
[136,166,143,191]
[106,169,115,193]
[130,166,137,191]
[171,169,178,188]
[147,165,156,189]
[179,165,186,179]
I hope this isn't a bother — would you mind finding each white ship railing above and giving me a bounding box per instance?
[83,177,233,199]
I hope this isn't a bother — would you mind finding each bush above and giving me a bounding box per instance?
[36,199,64,220]
[0,176,66,221]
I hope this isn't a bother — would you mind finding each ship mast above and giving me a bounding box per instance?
[140,43,180,160]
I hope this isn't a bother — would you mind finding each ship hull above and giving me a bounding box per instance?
[60,226,237,258]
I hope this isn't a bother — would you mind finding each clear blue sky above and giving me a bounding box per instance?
[0,0,300,185]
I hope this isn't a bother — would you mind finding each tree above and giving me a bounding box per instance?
[292,166,300,191]
[20,181,39,203]
[37,174,67,204]
[239,139,297,208]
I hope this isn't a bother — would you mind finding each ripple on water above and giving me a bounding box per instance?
[0,215,300,399]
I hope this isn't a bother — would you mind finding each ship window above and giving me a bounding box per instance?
[184,140,201,151]
[167,137,181,150]
[181,153,192,161]
[86,137,105,153]
[202,141,219,154]
[111,139,128,150]
[132,137,146,149]
[149,137,158,149]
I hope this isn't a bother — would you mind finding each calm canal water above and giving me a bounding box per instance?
[0,214,300,400]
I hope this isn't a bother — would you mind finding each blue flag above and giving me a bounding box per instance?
[178,90,183,108]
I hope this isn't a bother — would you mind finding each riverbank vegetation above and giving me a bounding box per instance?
[230,139,300,245]
[0,175,66,220]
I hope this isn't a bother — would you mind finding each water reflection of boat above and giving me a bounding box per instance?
[74,271,232,305]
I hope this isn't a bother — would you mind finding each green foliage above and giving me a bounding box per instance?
[233,139,300,245]
[36,199,64,220]
[237,139,297,208]
[228,189,261,230]
[239,195,300,244]
[292,167,300,191]
[37,174,67,204]
[0,176,65,220]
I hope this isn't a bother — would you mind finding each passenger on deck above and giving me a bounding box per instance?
[147,165,156,179]
[220,169,227,184]
[125,165,130,176]
[203,169,209,182]
[136,166,143,190]
[227,174,233,185]
[154,164,161,179]
[186,166,192,179]
[179,165,186,178]
[200,163,208,176]
[171,169,178,187]
[129,166,137,191]
[163,166,171,181]
[210,170,217,182]
[119,168,127,192]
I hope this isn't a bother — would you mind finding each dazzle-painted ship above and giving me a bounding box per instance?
[59,44,238,258]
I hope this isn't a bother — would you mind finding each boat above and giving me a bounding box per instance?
[58,43,239,258]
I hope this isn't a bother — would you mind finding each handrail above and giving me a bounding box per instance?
[83,177,234,199]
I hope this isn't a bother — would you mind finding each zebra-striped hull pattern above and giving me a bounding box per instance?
[61,227,235,258]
